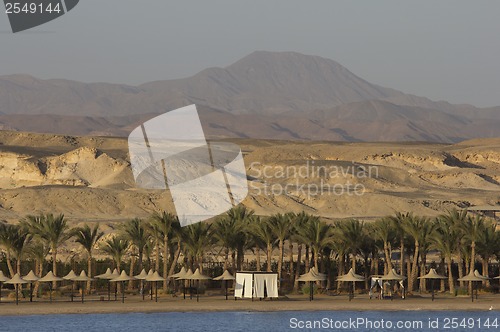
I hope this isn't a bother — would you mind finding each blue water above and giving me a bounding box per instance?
[0,311,498,332]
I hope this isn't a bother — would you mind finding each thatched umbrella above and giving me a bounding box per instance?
[0,270,10,303]
[418,268,446,301]
[72,271,93,303]
[146,270,154,300]
[214,270,235,300]
[297,268,326,301]
[178,269,194,300]
[380,269,407,300]
[187,268,211,302]
[95,268,113,301]
[337,268,365,301]
[63,270,78,302]
[5,273,27,305]
[110,269,120,300]
[458,269,487,302]
[168,267,187,295]
[111,271,135,303]
[39,271,63,303]
[22,270,40,303]
[134,269,148,300]
[145,271,165,302]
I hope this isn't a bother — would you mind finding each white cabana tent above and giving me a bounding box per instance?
[235,272,278,300]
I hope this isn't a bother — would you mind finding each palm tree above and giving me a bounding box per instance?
[402,213,430,293]
[250,217,275,272]
[373,217,395,273]
[268,213,292,288]
[389,212,408,276]
[476,220,499,287]
[182,222,213,272]
[0,222,18,277]
[440,209,468,287]
[71,224,104,293]
[432,216,458,295]
[150,211,178,289]
[100,236,129,271]
[226,206,254,270]
[335,219,365,271]
[214,216,242,273]
[5,224,32,274]
[120,218,149,274]
[296,216,333,272]
[22,214,70,287]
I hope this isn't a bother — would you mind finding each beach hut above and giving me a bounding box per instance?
[145,271,165,302]
[380,269,406,300]
[337,268,365,301]
[458,269,488,302]
[235,272,279,301]
[214,270,235,300]
[5,273,27,305]
[297,269,326,301]
[72,271,93,303]
[39,271,63,303]
[95,268,113,301]
[112,271,135,303]
[187,268,211,302]
[22,270,40,302]
[134,269,148,300]
[417,268,446,301]
[0,270,9,303]
[63,270,78,302]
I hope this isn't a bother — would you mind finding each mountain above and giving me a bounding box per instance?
[0,51,499,142]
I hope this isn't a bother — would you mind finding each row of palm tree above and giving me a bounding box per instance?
[0,207,499,296]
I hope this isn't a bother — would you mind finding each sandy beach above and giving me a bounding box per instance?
[0,294,499,316]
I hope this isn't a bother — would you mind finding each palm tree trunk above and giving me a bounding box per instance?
[419,254,426,292]
[288,241,294,280]
[457,254,465,288]
[6,250,15,278]
[17,257,21,274]
[163,236,168,290]
[223,248,229,271]
[278,239,284,289]
[256,247,261,272]
[482,258,490,287]
[155,238,160,272]
[293,244,302,292]
[447,255,455,295]
[128,255,135,291]
[351,254,356,271]
[231,251,236,273]
[167,241,181,287]
[87,255,92,294]
[469,242,475,294]
[52,245,57,289]
[337,254,344,292]
[305,245,310,272]
[400,239,405,276]
[408,243,419,293]
[266,243,272,272]
[383,241,392,273]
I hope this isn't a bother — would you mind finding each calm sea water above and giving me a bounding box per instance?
[0,311,498,332]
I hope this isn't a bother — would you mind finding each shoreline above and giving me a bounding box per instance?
[1,294,499,316]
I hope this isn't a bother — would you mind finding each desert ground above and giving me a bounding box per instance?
[0,130,498,225]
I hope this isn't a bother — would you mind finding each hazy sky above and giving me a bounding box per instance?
[1,1,499,107]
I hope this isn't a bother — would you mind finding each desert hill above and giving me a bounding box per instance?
[1,51,499,142]
[0,131,498,224]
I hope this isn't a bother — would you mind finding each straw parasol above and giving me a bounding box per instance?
[0,270,9,303]
[418,268,446,301]
[298,268,326,301]
[134,269,148,300]
[5,273,27,305]
[458,269,487,302]
[214,270,235,300]
[178,269,194,300]
[110,268,120,301]
[72,271,93,303]
[95,268,113,301]
[145,269,154,300]
[39,271,63,303]
[145,271,165,302]
[63,270,78,302]
[337,268,365,301]
[168,267,187,279]
[187,268,211,302]
[22,270,40,303]
[111,271,135,303]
